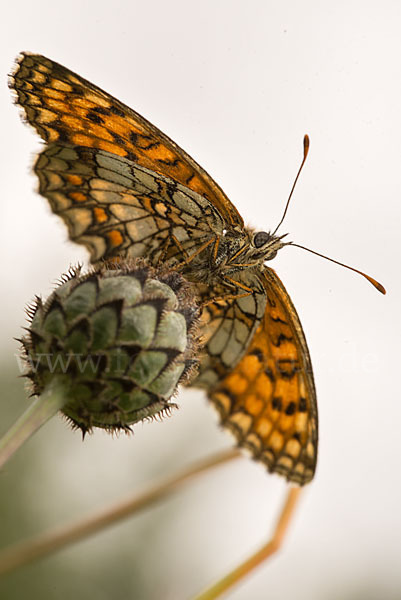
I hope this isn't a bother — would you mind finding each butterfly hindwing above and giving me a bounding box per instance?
[209,268,318,485]
[194,272,267,389]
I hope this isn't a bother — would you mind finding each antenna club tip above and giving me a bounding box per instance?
[303,135,310,157]
[365,274,386,294]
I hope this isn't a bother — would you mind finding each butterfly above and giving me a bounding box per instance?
[11,52,318,485]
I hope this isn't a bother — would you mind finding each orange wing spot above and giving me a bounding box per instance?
[66,74,84,86]
[154,202,168,217]
[270,307,288,323]
[45,98,69,112]
[187,174,210,197]
[256,418,272,438]
[306,442,315,459]
[71,133,96,147]
[93,207,108,223]
[84,92,110,108]
[37,109,57,124]
[85,90,111,108]
[142,197,154,214]
[274,380,298,403]
[36,62,49,73]
[97,140,128,157]
[169,213,186,226]
[62,115,86,130]
[42,87,65,100]
[294,463,307,476]
[102,116,137,139]
[107,229,123,247]
[69,191,87,203]
[285,438,301,459]
[298,379,307,398]
[71,96,99,110]
[278,414,295,432]
[294,412,308,432]
[277,456,293,471]
[23,92,41,106]
[228,412,253,434]
[254,372,273,397]
[51,79,73,92]
[71,106,95,120]
[87,123,115,142]
[245,394,264,416]
[47,128,60,142]
[66,174,83,186]
[274,341,298,361]
[240,354,262,379]
[31,70,46,84]
[270,431,284,452]
[224,372,248,395]
[125,118,147,135]
[145,144,177,162]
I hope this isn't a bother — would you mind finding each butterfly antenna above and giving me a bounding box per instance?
[288,242,386,294]
[272,135,310,236]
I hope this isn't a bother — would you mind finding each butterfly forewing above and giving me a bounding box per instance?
[12,52,243,228]
[35,143,225,263]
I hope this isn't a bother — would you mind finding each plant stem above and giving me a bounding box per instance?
[0,377,68,470]
[193,486,302,600]
[0,447,241,576]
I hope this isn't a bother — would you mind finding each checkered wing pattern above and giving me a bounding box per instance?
[34,143,224,263]
[209,268,318,485]
[11,53,243,228]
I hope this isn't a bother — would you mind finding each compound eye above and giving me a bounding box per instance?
[253,231,270,248]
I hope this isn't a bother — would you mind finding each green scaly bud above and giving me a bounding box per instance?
[19,259,200,435]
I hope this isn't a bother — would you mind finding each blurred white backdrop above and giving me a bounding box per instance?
[0,2,400,599]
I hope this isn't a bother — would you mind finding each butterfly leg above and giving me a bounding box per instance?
[156,235,217,270]
[154,235,177,266]
[172,236,218,270]
[201,291,251,308]
[154,235,189,266]
[201,275,253,307]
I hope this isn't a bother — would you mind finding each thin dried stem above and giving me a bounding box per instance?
[0,447,241,577]
[193,486,302,600]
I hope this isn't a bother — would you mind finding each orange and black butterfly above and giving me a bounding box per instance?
[11,52,318,484]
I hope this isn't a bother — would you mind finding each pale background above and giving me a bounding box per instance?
[0,2,400,599]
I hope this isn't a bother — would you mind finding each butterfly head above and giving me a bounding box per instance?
[248,230,288,263]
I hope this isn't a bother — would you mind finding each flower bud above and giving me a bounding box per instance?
[21,260,200,434]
